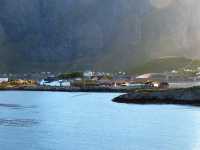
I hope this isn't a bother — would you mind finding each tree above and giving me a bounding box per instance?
[58,72,83,79]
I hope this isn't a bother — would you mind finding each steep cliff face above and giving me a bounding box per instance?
[0,0,199,72]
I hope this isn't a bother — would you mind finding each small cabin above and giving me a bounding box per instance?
[145,81,169,89]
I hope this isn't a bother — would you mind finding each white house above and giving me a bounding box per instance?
[83,71,94,78]
[40,80,70,87]
[60,80,71,87]
[0,78,8,83]
[121,82,145,88]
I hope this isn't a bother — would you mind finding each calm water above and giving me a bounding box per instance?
[0,91,200,150]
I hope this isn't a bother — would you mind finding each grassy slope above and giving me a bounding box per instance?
[132,57,200,74]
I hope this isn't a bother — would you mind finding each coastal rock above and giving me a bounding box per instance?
[112,87,200,106]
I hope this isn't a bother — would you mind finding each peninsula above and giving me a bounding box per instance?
[113,87,200,106]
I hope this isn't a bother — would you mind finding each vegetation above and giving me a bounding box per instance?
[132,57,200,74]
[0,80,37,88]
[72,80,98,87]
[58,72,83,79]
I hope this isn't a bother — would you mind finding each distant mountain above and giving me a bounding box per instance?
[132,57,200,74]
[0,0,200,72]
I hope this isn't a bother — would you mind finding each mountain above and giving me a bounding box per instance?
[0,0,200,72]
[132,57,200,74]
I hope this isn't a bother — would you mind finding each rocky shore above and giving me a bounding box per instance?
[112,87,200,106]
[0,86,135,93]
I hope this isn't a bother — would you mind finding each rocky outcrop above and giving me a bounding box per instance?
[113,87,200,106]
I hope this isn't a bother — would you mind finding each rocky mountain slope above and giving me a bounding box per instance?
[0,0,200,72]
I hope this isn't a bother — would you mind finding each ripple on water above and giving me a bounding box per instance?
[0,103,37,110]
[0,118,39,127]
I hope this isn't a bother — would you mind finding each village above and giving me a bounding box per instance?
[1,68,200,90]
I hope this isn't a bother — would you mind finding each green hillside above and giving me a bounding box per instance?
[132,57,200,74]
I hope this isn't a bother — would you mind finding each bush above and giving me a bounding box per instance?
[58,72,83,79]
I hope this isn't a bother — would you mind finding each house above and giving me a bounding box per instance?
[60,80,71,87]
[145,81,169,89]
[113,75,131,81]
[114,80,128,87]
[121,82,146,89]
[83,71,94,78]
[136,73,168,82]
[41,80,71,87]
[0,78,8,83]
[91,76,99,81]
[97,79,113,87]
[40,78,70,87]
[171,70,178,74]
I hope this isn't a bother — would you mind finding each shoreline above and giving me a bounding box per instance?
[112,87,200,106]
[3,86,200,107]
[0,86,135,93]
